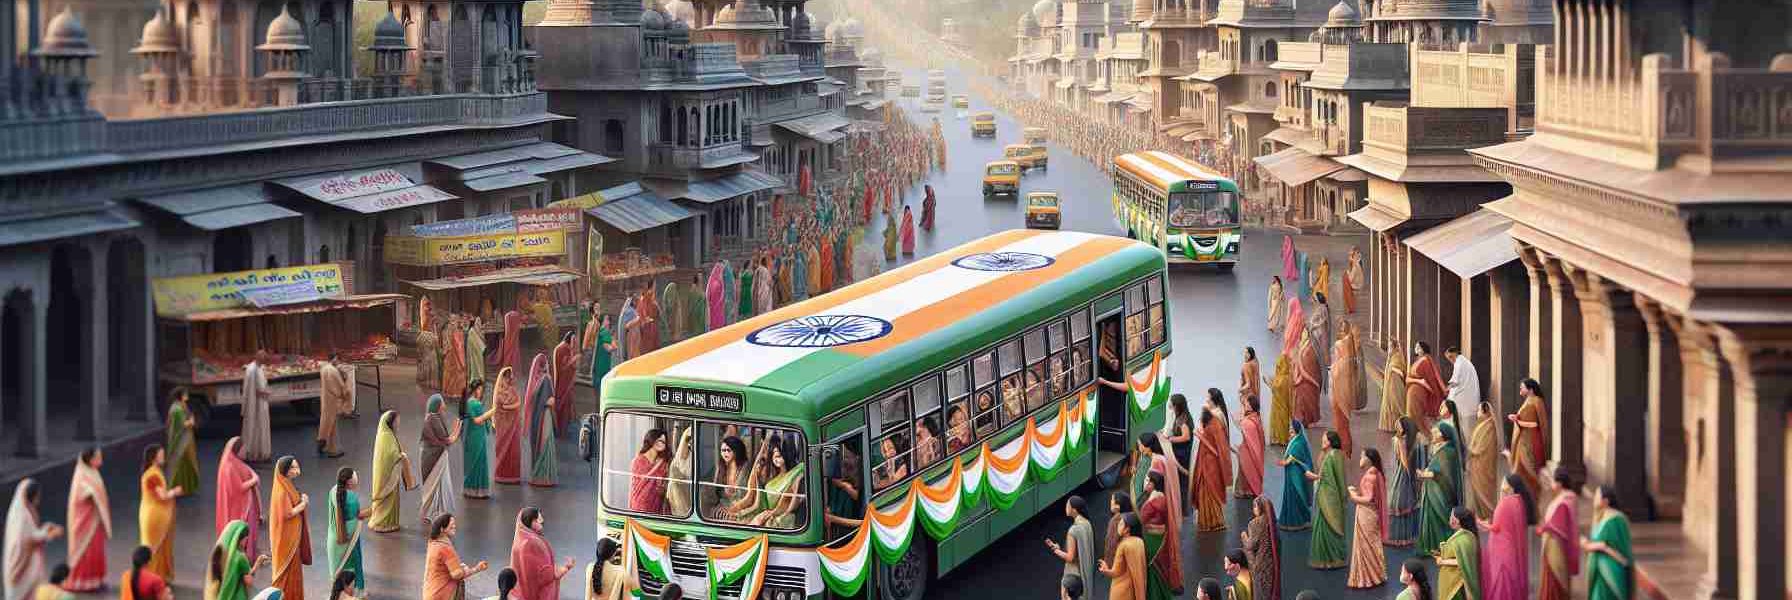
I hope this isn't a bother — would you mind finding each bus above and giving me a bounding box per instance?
[597,230,1175,600]
[1111,151,1242,270]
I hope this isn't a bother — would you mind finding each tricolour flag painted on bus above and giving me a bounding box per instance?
[1028,404,1069,482]
[1126,352,1171,421]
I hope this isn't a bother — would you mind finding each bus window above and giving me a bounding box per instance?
[823,433,865,543]
[1049,351,1068,399]
[1024,326,1048,411]
[871,391,912,490]
[1125,283,1147,358]
[944,365,975,454]
[973,352,995,387]
[1072,309,1093,390]
[999,339,1024,424]
[1147,276,1166,347]
[698,423,807,530]
[972,351,999,438]
[911,375,945,468]
[601,413,695,518]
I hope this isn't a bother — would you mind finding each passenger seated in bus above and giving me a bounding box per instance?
[913,417,944,467]
[1026,365,1048,409]
[974,391,999,438]
[1049,355,1069,398]
[1072,347,1090,381]
[1001,375,1025,420]
[945,405,975,454]
[732,435,805,528]
[874,434,911,488]
[824,444,864,540]
[705,435,751,522]
[629,429,671,514]
[1099,322,1123,373]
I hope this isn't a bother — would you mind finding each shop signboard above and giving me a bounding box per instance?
[239,281,325,308]
[152,263,348,316]
[386,230,568,266]
[292,168,414,202]
[514,206,582,233]
[411,213,517,237]
[332,185,456,213]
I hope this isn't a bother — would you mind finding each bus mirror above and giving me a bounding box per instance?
[819,444,843,479]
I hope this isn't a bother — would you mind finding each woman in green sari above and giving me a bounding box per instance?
[462,379,497,498]
[1582,486,1633,600]
[368,411,409,533]
[525,354,559,487]
[204,520,268,600]
[165,387,200,497]
[1417,422,1461,554]
[590,314,615,387]
[1276,420,1314,530]
[1437,507,1481,600]
[730,435,807,529]
[328,467,369,597]
[1306,430,1349,569]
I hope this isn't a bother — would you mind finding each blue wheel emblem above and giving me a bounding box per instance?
[952,251,1055,272]
[747,315,894,348]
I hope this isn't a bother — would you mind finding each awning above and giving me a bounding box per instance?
[0,208,139,248]
[138,185,301,231]
[655,169,784,204]
[1347,204,1408,232]
[588,186,695,233]
[403,265,583,292]
[1127,97,1153,113]
[1326,168,1370,183]
[1182,130,1214,142]
[462,171,547,192]
[168,293,408,323]
[773,113,851,144]
[427,142,612,192]
[1162,121,1202,137]
[1256,147,1345,186]
[276,165,457,214]
[1262,127,1314,147]
[1093,92,1135,104]
[1403,209,1519,278]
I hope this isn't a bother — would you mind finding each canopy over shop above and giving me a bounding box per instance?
[578,182,692,286]
[152,261,404,418]
[387,207,590,346]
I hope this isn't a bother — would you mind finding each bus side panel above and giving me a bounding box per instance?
[1128,401,1169,444]
[934,446,1094,578]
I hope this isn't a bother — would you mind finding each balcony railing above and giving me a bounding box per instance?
[106,92,548,155]
[1318,124,1348,155]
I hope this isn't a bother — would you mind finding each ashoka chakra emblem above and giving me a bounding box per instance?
[952,251,1055,272]
[747,315,894,348]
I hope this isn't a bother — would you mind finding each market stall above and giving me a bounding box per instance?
[386,207,588,332]
[152,262,405,423]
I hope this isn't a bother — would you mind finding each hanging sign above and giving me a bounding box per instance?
[514,206,583,233]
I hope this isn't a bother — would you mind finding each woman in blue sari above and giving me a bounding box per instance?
[524,354,559,487]
[1386,417,1424,547]
[1277,419,1314,530]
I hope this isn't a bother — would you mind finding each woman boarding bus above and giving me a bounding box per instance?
[1112,151,1242,271]
[595,230,1175,600]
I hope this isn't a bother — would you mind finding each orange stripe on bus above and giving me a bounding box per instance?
[837,237,1136,357]
[611,229,1040,378]
[1137,151,1208,181]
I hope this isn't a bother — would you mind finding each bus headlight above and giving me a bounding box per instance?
[1226,241,1239,255]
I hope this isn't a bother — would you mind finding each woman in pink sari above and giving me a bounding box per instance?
[899,205,916,255]
[492,367,525,485]
[707,262,726,331]
[1536,470,1579,600]
[1479,474,1535,600]
[1280,236,1298,284]
[510,507,574,600]
[551,332,579,434]
[1235,394,1265,498]
[214,437,261,560]
[63,449,110,591]
[497,310,523,377]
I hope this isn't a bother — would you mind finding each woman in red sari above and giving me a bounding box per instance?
[899,205,916,256]
[1235,394,1266,499]
[628,430,671,514]
[1292,330,1322,426]
[1535,470,1579,600]
[509,508,574,600]
[638,287,661,354]
[1191,392,1230,532]
[497,310,523,377]
[1405,341,1446,434]
[552,332,579,434]
[63,449,110,591]
[214,437,261,562]
[921,185,937,231]
[492,367,525,485]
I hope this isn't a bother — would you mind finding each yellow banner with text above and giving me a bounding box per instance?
[385,230,567,267]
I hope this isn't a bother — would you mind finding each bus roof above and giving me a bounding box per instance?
[606,230,1161,418]
[1114,151,1234,191]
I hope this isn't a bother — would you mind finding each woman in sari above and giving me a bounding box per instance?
[424,515,488,600]
[617,298,638,362]
[552,332,579,433]
[1240,496,1280,600]
[1478,475,1533,600]
[328,468,370,598]
[1292,331,1322,426]
[1377,339,1407,433]
[1406,342,1446,434]
[1280,236,1297,283]
[1345,247,1364,314]
[1328,321,1356,455]
[1536,470,1580,600]
[462,379,497,498]
[524,354,559,487]
[1135,472,1181,600]
[899,205,916,255]
[1191,395,1229,531]
[1583,486,1633,600]
[1315,257,1331,302]
[628,429,670,514]
[1276,420,1313,531]
[707,262,727,330]
[687,272,709,336]
[921,185,937,231]
[467,318,488,388]
[164,388,200,498]
[753,258,774,316]
[1103,494,1133,564]
[1418,422,1463,555]
[1506,378,1549,503]
[706,436,751,521]
[1306,431,1348,570]
[5,480,62,600]
[731,437,807,528]
[1166,395,1195,475]
[368,411,410,533]
[441,320,468,401]
[419,395,461,526]
[638,286,661,354]
[120,546,169,600]
[1235,394,1265,499]
[587,314,615,389]
[720,260,738,326]
[510,508,575,600]
[818,240,835,294]
[1437,507,1482,600]
[804,244,822,300]
[1439,400,1467,482]
[737,258,756,321]
[497,310,524,377]
[1296,252,1312,300]
[1266,277,1285,332]
[882,210,899,261]
[1467,402,1501,520]
[1268,352,1293,446]
[138,446,179,581]
[205,521,268,600]
[418,316,441,391]
[1345,448,1386,588]
[267,457,311,600]
[63,449,109,592]
[1386,417,1423,548]
[1098,513,1146,600]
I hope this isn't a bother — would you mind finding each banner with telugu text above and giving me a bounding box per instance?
[384,229,568,266]
[151,263,348,316]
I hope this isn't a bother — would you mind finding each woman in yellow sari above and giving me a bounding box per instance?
[1377,338,1407,433]
[1467,402,1501,520]
[137,445,180,582]
[1268,353,1294,446]
[368,411,411,533]
[1315,257,1331,300]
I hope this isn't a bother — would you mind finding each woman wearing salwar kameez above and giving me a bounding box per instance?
[138,446,179,581]
[1467,403,1501,520]
[419,395,461,526]
[1377,340,1407,433]
[1192,402,1229,532]
[1306,431,1348,570]
[1418,423,1463,555]
[1345,449,1386,588]
[1583,487,1633,600]
[267,457,312,600]
[1268,354,1293,446]
[462,380,497,498]
[552,332,578,433]
[1276,421,1313,531]
[524,355,559,487]
[1235,394,1265,499]
[1386,417,1423,548]
[368,412,410,533]
[206,521,268,600]
[1266,277,1285,332]
[1507,379,1549,504]
[328,468,369,598]
[1536,472,1580,600]
[1478,475,1532,600]
[1437,507,1482,600]
[165,388,200,498]
[492,368,525,486]
[63,449,110,592]
[1240,496,1280,600]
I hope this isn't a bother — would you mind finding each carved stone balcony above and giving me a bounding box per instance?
[1411,43,1533,135]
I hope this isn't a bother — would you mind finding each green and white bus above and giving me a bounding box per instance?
[596,230,1176,600]
[1112,151,1242,270]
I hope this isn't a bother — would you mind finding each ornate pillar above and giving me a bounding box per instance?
[79,240,108,440]
[1635,295,1684,518]
[1517,244,1552,392]
[1570,268,1647,512]
[1541,255,1583,477]
[1716,326,1791,600]
[1675,319,1736,599]
[1488,262,1530,416]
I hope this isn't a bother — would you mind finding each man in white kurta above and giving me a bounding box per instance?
[1444,347,1481,414]
[240,350,273,462]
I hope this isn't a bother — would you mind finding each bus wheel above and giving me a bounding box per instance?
[877,543,931,600]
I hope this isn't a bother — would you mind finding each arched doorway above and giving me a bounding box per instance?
[108,237,150,421]
[48,244,95,439]
[2,289,36,456]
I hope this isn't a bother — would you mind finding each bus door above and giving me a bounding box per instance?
[1094,310,1128,463]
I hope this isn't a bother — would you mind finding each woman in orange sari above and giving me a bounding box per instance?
[268,456,312,600]
[1506,378,1549,503]
[638,286,661,354]
[440,319,468,401]
[64,449,110,592]
[424,515,489,600]
[1099,513,1146,600]
[492,367,525,485]
[1238,347,1261,412]
[1235,394,1265,499]
[1405,341,1445,435]
[1345,449,1387,588]
[1293,330,1322,426]
[137,445,179,582]
[1191,391,1230,532]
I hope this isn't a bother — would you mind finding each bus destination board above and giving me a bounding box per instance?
[655,385,745,413]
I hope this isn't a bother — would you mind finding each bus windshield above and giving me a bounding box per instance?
[601,412,809,531]
[1169,190,1238,228]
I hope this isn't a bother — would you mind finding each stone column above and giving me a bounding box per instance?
[1571,269,1647,512]
[1517,244,1552,391]
[80,240,109,439]
[1488,262,1530,416]
[1636,295,1684,518]
[1676,319,1736,599]
[1542,255,1583,477]
[28,294,48,457]
[1463,272,1491,399]
[1716,327,1790,600]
